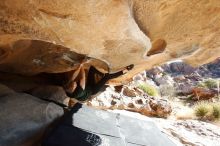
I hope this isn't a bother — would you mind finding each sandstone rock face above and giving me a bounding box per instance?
[0,0,220,84]
[0,0,150,76]
[132,0,220,65]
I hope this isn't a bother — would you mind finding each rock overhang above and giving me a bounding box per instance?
[0,0,220,84]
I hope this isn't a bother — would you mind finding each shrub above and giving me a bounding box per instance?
[194,101,220,121]
[194,101,211,119]
[187,94,194,100]
[159,84,176,97]
[197,79,218,89]
[212,103,220,119]
[138,83,158,97]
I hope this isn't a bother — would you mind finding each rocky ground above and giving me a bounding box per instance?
[85,59,220,146]
[155,119,220,146]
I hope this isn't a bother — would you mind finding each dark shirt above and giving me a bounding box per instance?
[70,86,93,101]
[68,67,124,101]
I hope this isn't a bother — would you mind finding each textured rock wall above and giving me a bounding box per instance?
[0,0,150,76]
[132,0,220,64]
[0,0,220,84]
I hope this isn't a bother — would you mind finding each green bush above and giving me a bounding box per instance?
[138,83,158,97]
[194,101,211,118]
[194,101,220,121]
[212,103,220,119]
[187,94,194,101]
[197,79,218,89]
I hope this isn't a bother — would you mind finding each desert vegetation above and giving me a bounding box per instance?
[197,78,219,89]
[194,101,220,121]
[138,83,159,97]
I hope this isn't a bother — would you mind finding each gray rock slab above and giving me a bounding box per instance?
[119,114,176,146]
[72,104,120,137]
[0,84,64,146]
[71,104,175,146]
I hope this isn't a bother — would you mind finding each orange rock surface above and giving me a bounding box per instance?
[0,0,220,84]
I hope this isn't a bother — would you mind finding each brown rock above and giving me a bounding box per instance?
[148,99,172,118]
[127,98,172,118]
[192,87,216,100]
[111,100,117,106]
[135,99,143,105]
[123,87,136,97]
[127,103,135,108]
[114,85,123,93]
[139,104,153,117]
[133,87,145,96]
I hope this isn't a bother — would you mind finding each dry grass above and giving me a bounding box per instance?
[159,84,176,97]
[194,101,220,121]
[176,108,195,120]
[212,103,220,119]
[197,79,218,89]
[138,83,158,97]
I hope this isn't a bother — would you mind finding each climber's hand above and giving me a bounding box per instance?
[122,64,134,74]
[126,64,134,71]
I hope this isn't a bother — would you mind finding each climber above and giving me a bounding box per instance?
[66,64,134,101]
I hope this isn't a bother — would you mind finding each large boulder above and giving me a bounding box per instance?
[0,0,150,77]
[0,0,220,84]
[0,84,64,146]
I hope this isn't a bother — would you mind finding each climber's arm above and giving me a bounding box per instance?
[91,64,134,94]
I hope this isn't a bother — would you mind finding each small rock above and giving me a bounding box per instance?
[123,87,136,97]
[133,87,145,96]
[114,85,123,93]
[149,99,172,118]
[127,103,135,108]
[111,100,117,105]
[135,99,143,104]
